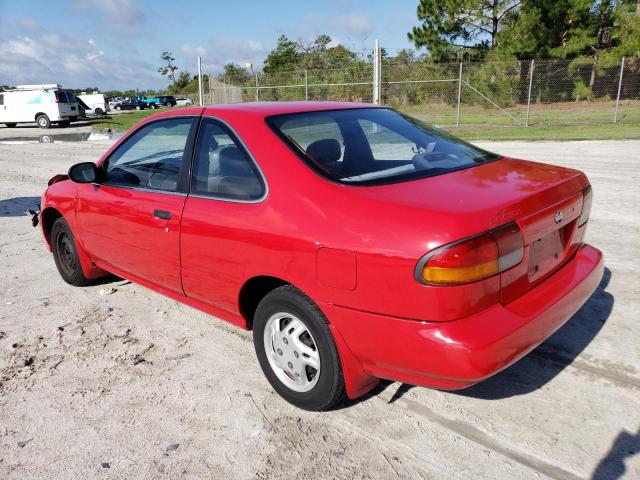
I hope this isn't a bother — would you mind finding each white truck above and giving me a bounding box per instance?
[0,84,80,128]
[77,92,110,116]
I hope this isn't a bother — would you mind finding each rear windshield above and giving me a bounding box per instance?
[268,108,499,185]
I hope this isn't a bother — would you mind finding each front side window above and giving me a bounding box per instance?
[0,94,4,106]
[191,118,265,200]
[104,118,194,192]
[268,108,499,185]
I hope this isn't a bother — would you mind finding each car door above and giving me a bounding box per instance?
[180,117,267,313]
[77,116,198,293]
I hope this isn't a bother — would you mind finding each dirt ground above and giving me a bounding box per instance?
[0,123,638,480]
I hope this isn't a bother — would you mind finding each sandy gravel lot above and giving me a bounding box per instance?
[0,124,638,479]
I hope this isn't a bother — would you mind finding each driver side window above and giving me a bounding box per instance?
[104,118,194,192]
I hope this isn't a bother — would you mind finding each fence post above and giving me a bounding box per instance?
[373,39,380,104]
[525,59,535,127]
[197,56,203,106]
[614,56,625,123]
[255,73,259,102]
[207,73,211,104]
[378,43,383,105]
[456,62,463,127]
[304,69,309,101]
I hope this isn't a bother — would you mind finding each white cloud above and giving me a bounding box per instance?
[71,0,144,24]
[20,19,38,29]
[181,38,266,73]
[0,33,164,90]
[330,13,373,35]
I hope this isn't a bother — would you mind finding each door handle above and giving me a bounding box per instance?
[153,209,172,220]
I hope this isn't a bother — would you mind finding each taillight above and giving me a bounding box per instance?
[578,185,592,227]
[54,92,59,103]
[416,222,524,286]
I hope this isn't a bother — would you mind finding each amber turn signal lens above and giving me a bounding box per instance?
[418,222,523,286]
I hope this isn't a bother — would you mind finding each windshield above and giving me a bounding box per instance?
[268,108,499,185]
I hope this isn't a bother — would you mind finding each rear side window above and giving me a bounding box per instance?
[191,118,265,201]
[0,94,3,106]
[104,118,194,192]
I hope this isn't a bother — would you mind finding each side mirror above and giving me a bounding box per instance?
[68,162,99,183]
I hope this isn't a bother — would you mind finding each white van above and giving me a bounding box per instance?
[78,93,110,116]
[0,84,80,128]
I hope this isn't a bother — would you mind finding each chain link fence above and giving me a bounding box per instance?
[185,56,639,128]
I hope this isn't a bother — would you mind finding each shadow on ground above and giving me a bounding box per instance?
[347,266,614,406]
[0,196,41,217]
[591,427,640,480]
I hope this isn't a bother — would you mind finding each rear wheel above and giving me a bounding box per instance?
[51,218,92,286]
[253,285,345,411]
[136,105,141,110]
[36,114,51,129]
[4,123,17,128]
[94,108,104,116]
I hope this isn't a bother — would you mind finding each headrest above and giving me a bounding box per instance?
[218,145,254,177]
[306,138,341,164]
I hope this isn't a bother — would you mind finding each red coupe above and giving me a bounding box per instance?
[40,102,603,410]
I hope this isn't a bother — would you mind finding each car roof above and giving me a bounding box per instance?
[201,101,377,119]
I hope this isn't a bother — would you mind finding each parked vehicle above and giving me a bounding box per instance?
[113,98,147,111]
[156,95,177,107]
[78,93,109,116]
[135,95,162,109]
[175,97,193,107]
[40,102,603,410]
[0,84,79,128]
[107,97,124,109]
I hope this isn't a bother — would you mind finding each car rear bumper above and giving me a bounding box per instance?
[325,244,604,395]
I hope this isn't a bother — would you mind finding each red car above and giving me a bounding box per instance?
[40,102,603,410]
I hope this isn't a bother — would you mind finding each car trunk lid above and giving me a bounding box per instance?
[361,156,590,303]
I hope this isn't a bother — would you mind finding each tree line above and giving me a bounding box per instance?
[155,1,639,105]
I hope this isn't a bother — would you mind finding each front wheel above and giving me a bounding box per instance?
[51,218,92,286]
[253,285,345,411]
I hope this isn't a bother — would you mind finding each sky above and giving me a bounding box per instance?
[0,0,420,91]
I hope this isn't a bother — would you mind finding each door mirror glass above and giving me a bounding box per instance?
[68,162,98,183]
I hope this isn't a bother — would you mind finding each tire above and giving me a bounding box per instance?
[94,108,104,116]
[58,120,70,128]
[4,123,17,128]
[116,106,121,111]
[36,114,51,129]
[51,218,92,286]
[253,285,345,411]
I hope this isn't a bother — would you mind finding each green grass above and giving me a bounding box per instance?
[92,110,160,132]
[444,123,640,141]
[92,101,640,141]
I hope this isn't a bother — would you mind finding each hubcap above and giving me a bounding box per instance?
[263,313,320,392]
